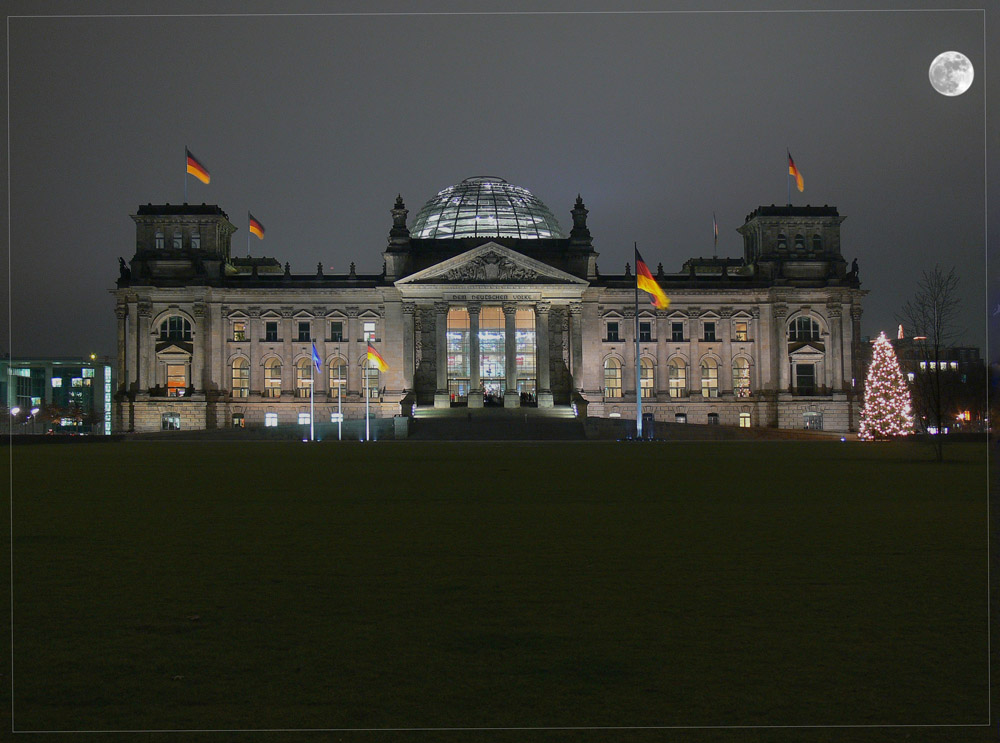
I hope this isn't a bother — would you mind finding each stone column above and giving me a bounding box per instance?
[850,305,863,390]
[570,303,584,392]
[827,304,844,392]
[622,308,636,401]
[468,304,483,408]
[774,304,789,393]
[402,302,416,393]
[312,309,326,395]
[655,309,669,396]
[126,300,138,393]
[281,307,294,397]
[688,308,701,397]
[137,301,152,392]
[115,304,127,393]
[434,302,450,408]
[192,302,206,392]
[503,302,520,408]
[535,302,553,408]
[751,307,762,394]
[248,307,261,394]
[347,307,360,396]
[719,307,733,395]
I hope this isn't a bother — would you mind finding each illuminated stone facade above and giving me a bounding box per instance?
[113,179,866,433]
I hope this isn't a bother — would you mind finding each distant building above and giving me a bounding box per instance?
[112,178,866,433]
[1,356,115,434]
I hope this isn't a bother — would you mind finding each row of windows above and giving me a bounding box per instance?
[231,320,375,343]
[154,231,201,250]
[602,357,752,399]
[231,357,381,398]
[167,411,344,430]
[605,320,750,343]
[777,233,823,251]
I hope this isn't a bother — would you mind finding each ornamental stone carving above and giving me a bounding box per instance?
[502,302,518,316]
[535,301,551,315]
[193,302,207,318]
[248,306,261,318]
[137,301,152,317]
[402,302,416,315]
[688,307,701,318]
[280,306,294,318]
[443,251,539,282]
[826,304,843,319]
[719,306,733,319]
[115,305,128,320]
[346,306,359,318]
[569,303,582,317]
[434,301,449,316]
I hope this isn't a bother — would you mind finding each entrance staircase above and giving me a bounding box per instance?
[409,405,585,441]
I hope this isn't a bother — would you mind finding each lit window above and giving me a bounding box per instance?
[364,361,380,397]
[264,358,282,397]
[919,361,927,370]
[296,359,313,397]
[329,359,347,395]
[907,372,915,382]
[733,357,751,397]
[639,322,652,342]
[298,322,311,342]
[161,412,181,430]
[804,411,823,430]
[703,322,716,342]
[51,377,62,388]
[668,359,687,398]
[231,358,249,397]
[160,316,192,341]
[265,412,278,427]
[166,364,187,396]
[950,362,958,370]
[232,413,244,428]
[330,321,343,342]
[739,412,751,428]
[603,358,622,398]
[232,322,246,341]
[298,412,311,425]
[734,321,748,342]
[640,358,654,398]
[606,322,620,342]
[363,321,376,342]
[675,413,687,424]
[671,322,684,342]
[700,358,719,398]
[82,368,95,378]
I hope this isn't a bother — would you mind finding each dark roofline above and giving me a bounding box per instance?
[745,205,839,222]
[136,203,230,218]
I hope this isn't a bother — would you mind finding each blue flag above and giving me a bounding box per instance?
[311,342,322,372]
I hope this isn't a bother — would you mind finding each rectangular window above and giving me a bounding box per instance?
[298,322,311,342]
[161,412,181,430]
[734,321,748,342]
[606,322,620,342]
[795,363,816,394]
[265,322,279,342]
[166,364,187,396]
[232,413,245,428]
[675,413,687,424]
[298,412,311,425]
[639,321,652,342]
[363,321,376,342]
[265,412,278,427]
[233,321,246,341]
[82,368,95,378]
[707,413,719,425]
[671,322,684,342]
[51,377,62,387]
[739,412,751,428]
[803,411,824,430]
[703,322,716,342]
[330,321,343,342]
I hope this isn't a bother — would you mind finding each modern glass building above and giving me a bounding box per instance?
[1,356,114,434]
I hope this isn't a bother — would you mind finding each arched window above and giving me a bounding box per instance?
[777,233,787,249]
[364,360,380,398]
[172,230,182,249]
[231,357,249,398]
[603,358,622,398]
[154,231,164,250]
[296,358,313,398]
[789,316,821,342]
[159,316,192,341]
[812,234,822,251]
[668,358,687,398]
[639,358,654,398]
[794,234,805,250]
[190,232,201,250]
[263,358,282,397]
[701,358,719,398]
[329,358,347,397]
[733,357,751,397]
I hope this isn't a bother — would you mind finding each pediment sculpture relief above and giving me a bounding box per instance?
[442,251,538,282]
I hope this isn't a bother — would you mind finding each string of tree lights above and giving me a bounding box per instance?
[859,332,915,441]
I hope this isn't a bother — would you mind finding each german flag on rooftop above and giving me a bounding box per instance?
[186,148,210,184]
[635,249,670,310]
[249,212,265,240]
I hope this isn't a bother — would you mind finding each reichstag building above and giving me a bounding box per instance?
[113,177,866,433]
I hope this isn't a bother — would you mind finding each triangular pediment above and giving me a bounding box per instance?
[396,242,587,286]
[789,341,825,357]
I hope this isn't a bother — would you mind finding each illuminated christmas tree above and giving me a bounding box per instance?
[859,331,915,440]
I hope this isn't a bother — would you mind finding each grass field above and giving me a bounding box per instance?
[3,440,991,739]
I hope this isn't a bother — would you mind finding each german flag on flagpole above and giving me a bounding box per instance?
[635,249,670,310]
[787,150,804,193]
[185,148,210,184]
[249,212,265,240]
[367,343,388,372]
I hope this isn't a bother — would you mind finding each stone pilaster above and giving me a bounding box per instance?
[720,307,733,395]
[535,302,552,407]
[192,302,206,392]
[468,304,482,408]
[774,303,789,393]
[248,307,261,394]
[570,303,584,392]
[655,309,669,397]
[137,301,152,392]
[622,307,636,400]
[434,302,450,408]
[115,304,127,393]
[347,307,360,396]
[280,306,294,396]
[402,302,416,393]
[688,307,701,397]
[503,302,520,408]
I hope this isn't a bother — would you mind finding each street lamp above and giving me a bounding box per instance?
[30,407,40,435]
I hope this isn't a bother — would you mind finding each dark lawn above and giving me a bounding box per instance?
[3,440,990,739]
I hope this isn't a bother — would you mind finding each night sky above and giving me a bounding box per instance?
[4,1,994,359]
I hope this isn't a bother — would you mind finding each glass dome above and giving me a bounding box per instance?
[410,177,565,240]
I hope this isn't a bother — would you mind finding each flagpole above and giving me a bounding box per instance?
[310,360,315,442]
[247,212,251,257]
[365,363,370,442]
[338,381,342,441]
[184,147,188,204]
[786,149,791,206]
[634,243,642,440]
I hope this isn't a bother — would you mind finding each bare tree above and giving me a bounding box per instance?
[897,265,963,461]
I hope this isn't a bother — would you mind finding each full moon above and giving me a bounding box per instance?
[929,51,974,96]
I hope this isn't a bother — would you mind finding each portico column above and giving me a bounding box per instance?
[655,309,668,397]
[503,302,520,408]
[115,304,128,393]
[434,302,450,408]
[192,302,206,392]
[828,304,844,391]
[774,304,789,394]
[623,308,636,401]
[536,302,553,408]
[570,303,584,392]
[126,300,138,393]
[137,301,151,392]
[468,304,483,408]
[720,307,733,395]
[402,302,416,392]
[346,307,360,396]
[281,307,294,397]
[248,308,261,394]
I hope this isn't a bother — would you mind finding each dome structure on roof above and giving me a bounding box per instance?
[410,177,565,240]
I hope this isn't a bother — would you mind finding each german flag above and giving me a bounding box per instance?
[185,148,210,184]
[249,212,265,240]
[787,150,804,193]
[635,249,670,310]
[367,343,388,372]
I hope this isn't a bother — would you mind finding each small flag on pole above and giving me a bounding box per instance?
[367,343,388,372]
[635,249,670,310]
[713,212,719,252]
[249,212,265,240]
[787,150,804,192]
[311,342,322,372]
[185,148,210,184]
